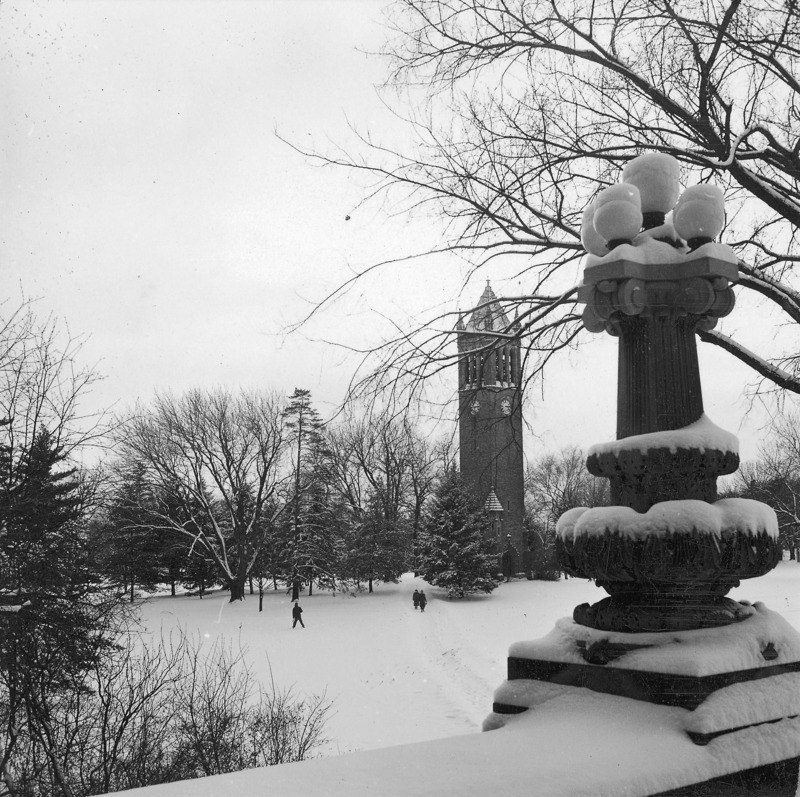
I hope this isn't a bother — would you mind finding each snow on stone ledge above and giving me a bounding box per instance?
[584,237,738,268]
[508,603,800,677]
[557,498,778,540]
[686,672,800,736]
[588,414,739,458]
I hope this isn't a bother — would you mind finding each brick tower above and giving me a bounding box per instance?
[457,282,525,575]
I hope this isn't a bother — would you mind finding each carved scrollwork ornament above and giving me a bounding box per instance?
[680,277,716,315]
[618,278,647,315]
[594,288,616,319]
[710,285,736,318]
[582,303,607,333]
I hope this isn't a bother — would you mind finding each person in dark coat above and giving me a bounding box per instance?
[418,590,427,612]
[292,601,305,628]
[413,589,420,610]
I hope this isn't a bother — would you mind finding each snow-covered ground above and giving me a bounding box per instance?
[137,563,800,757]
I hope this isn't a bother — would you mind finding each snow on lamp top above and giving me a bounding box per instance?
[592,184,642,248]
[582,152,730,259]
[622,152,682,216]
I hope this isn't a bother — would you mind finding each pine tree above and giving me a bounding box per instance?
[417,469,499,598]
[342,492,410,592]
[282,389,336,594]
[0,430,118,796]
[92,462,166,602]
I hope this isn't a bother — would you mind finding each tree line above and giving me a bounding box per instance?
[91,388,451,605]
[0,303,571,795]
[0,308,338,796]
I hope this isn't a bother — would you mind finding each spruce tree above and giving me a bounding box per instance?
[92,462,165,602]
[282,389,336,594]
[418,469,499,598]
[1,430,118,795]
[342,492,410,592]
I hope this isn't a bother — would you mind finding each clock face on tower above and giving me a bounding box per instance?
[501,398,512,416]
[469,399,481,415]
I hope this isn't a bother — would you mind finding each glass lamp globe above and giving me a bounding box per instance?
[673,184,725,248]
[622,153,681,227]
[581,203,609,256]
[593,184,643,247]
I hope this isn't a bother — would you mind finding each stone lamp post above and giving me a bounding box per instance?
[557,154,781,633]
[485,154,800,794]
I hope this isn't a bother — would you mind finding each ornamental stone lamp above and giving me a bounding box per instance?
[486,154,800,792]
[557,153,781,633]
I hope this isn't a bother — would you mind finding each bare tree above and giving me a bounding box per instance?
[116,389,288,601]
[0,627,331,796]
[0,303,108,474]
[526,446,609,525]
[525,446,609,577]
[728,414,800,558]
[289,0,800,403]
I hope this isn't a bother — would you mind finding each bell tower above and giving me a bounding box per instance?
[457,282,525,575]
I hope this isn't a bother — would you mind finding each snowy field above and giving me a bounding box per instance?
[137,562,800,757]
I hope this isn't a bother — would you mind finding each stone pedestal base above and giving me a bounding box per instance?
[485,603,800,795]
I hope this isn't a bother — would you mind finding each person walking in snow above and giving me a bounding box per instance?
[292,601,305,628]
[418,590,427,612]
[413,589,420,610]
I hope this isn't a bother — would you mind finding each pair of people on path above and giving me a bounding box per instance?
[292,601,305,628]
[412,589,427,612]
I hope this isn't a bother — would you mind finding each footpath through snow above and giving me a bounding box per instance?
[138,573,601,754]
[124,566,800,795]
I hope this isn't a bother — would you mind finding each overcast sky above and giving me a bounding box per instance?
[0,0,780,462]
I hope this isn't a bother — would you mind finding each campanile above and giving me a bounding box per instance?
[457,282,525,573]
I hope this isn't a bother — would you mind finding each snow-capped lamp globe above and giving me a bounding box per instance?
[622,152,682,230]
[673,183,726,250]
[580,203,608,257]
[591,183,642,249]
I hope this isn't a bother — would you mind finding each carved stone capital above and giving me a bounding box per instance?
[578,256,738,335]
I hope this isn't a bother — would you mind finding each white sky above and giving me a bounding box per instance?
[0,0,784,464]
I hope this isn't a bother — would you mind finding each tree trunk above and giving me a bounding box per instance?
[229,577,246,602]
[249,576,254,595]
[368,577,373,593]
[259,586,264,612]
[130,578,135,603]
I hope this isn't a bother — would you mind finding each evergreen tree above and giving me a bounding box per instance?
[417,469,499,598]
[181,546,219,598]
[1,428,88,605]
[0,430,118,796]
[283,389,336,594]
[91,462,165,602]
[342,492,410,592]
